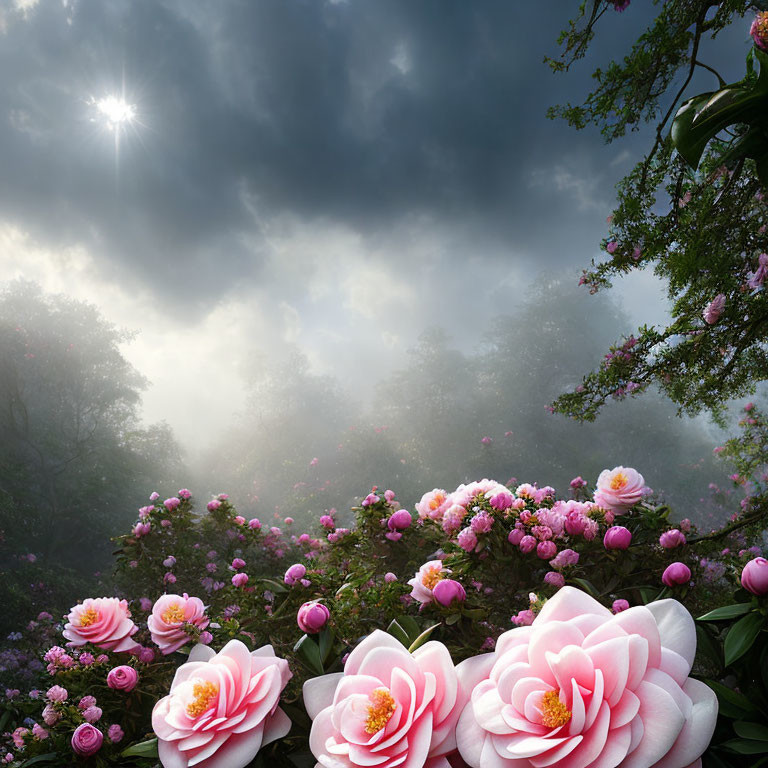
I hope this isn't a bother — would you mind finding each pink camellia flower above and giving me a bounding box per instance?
[164,497,181,511]
[304,630,486,768]
[63,598,139,653]
[751,11,768,51]
[457,527,479,553]
[660,529,687,549]
[741,557,768,595]
[150,491,159,501]
[148,594,210,655]
[152,640,292,768]
[570,476,587,489]
[234,515,246,526]
[470,512,494,534]
[508,528,525,546]
[78,695,97,710]
[663,562,692,587]
[108,724,124,743]
[42,704,60,726]
[415,489,451,521]
[703,293,726,325]
[71,723,103,757]
[46,685,68,702]
[384,572,398,583]
[83,705,102,723]
[407,560,451,604]
[544,571,566,588]
[248,517,261,530]
[433,578,467,607]
[604,525,632,550]
[550,548,579,570]
[106,665,139,692]
[594,466,646,511]
[519,535,537,554]
[456,586,718,768]
[481,435,493,445]
[297,601,331,634]
[207,499,222,512]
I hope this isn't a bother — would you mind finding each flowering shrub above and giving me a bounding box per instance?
[0,451,766,766]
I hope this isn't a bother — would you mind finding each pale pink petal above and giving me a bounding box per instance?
[556,701,610,768]
[584,636,629,707]
[621,681,685,768]
[649,679,717,768]
[610,690,640,728]
[535,587,611,624]
[261,707,292,747]
[414,641,458,724]
[188,644,217,663]
[609,607,662,668]
[158,737,188,768]
[304,673,344,719]
[645,599,696,671]
[455,702,487,767]
[659,648,690,687]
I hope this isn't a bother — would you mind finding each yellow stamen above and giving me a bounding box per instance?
[162,603,186,624]
[540,690,572,729]
[422,566,444,590]
[429,493,446,511]
[78,608,99,627]
[186,681,219,719]
[365,687,396,734]
[609,472,628,491]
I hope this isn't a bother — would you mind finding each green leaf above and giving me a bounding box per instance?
[696,624,723,668]
[318,627,335,665]
[398,616,421,642]
[0,709,11,733]
[386,619,411,647]
[260,578,288,594]
[735,722,768,742]
[19,754,59,767]
[724,612,765,667]
[704,679,759,718]
[120,738,159,758]
[671,91,716,167]
[408,622,441,653]
[721,738,768,755]
[293,634,324,675]
[698,603,752,621]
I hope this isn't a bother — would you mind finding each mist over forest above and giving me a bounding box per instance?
[0,274,738,602]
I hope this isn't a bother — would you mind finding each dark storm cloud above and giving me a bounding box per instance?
[0,0,750,303]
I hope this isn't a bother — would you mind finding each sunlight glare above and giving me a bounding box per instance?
[89,95,136,131]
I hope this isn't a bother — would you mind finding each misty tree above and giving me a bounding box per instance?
[0,281,183,569]
[548,0,768,422]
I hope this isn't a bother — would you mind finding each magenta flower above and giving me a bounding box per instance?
[603,525,632,550]
[703,293,726,325]
[46,685,68,702]
[660,529,687,549]
[284,563,307,585]
[537,540,557,560]
[408,560,451,604]
[662,562,692,587]
[456,586,717,767]
[163,497,181,511]
[248,517,261,529]
[544,571,565,588]
[107,724,124,744]
[231,573,249,588]
[297,601,331,634]
[612,598,630,613]
[387,510,412,531]
[433,579,467,607]
[106,665,139,692]
[71,723,103,757]
[457,527,479,552]
[741,557,768,595]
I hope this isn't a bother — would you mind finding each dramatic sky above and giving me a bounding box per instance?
[0,0,753,446]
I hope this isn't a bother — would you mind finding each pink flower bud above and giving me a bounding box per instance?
[384,572,397,583]
[544,571,565,588]
[297,601,330,634]
[83,706,102,723]
[231,558,246,570]
[320,515,334,529]
[432,579,467,607]
[457,527,478,552]
[46,686,67,702]
[741,557,768,595]
[284,563,307,585]
[612,599,630,613]
[387,510,413,531]
[71,723,103,757]
[519,535,537,553]
[234,516,246,526]
[508,528,524,546]
[536,541,557,560]
[603,526,632,550]
[231,572,249,587]
[107,724,124,744]
[659,529,686,549]
[106,666,138,692]
[248,518,261,529]
[662,562,692,587]
[199,631,213,645]
[207,500,222,512]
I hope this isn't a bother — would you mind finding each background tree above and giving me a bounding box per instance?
[547,0,768,423]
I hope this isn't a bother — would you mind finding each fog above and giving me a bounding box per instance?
[0,1,750,581]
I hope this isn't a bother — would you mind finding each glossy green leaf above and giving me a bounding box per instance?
[293,634,324,675]
[698,603,751,621]
[408,622,441,653]
[721,738,768,755]
[724,611,765,667]
[386,619,411,647]
[735,722,768,742]
[704,679,759,718]
[120,738,159,758]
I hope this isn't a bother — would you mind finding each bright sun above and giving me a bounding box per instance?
[89,95,136,131]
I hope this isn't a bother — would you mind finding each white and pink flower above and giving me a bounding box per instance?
[152,639,291,768]
[303,629,485,768]
[594,466,647,512]
[456,586,717,768]
[408,560,451,605]
[415,489,452,521]
[148,594,210,655]
[63,598,139,653]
